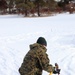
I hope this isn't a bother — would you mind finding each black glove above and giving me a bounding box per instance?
[53,63,61,74]
[53,68,61,74]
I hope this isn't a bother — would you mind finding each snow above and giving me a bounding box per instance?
[0,13,75,75]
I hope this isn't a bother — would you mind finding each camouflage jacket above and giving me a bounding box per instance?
[19,43,54,75]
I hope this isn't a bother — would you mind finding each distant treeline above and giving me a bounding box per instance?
[0,0,75,16]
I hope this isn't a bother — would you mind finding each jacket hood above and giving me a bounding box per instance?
[29,43,47,52]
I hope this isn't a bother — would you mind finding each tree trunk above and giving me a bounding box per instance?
[37,2,40,16]
[25,9,28,16]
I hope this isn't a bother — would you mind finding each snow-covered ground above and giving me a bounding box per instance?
[0,13,75,75]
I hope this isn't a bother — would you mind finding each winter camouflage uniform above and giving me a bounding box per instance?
[19,43,54,75]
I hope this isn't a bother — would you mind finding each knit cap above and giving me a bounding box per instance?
[37,37,47,46]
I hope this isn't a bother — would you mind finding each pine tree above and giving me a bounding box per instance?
[57,0,70,11]
[15,0,35,16]
[6,0,15,14]
[47,0,57,11]
[34,0,47,16]
[0,0,7,14]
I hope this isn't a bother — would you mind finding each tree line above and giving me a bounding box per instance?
[0,0,75,16]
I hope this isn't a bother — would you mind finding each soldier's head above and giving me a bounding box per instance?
[37,37,47,47]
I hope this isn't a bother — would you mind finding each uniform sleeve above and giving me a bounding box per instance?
[37,49,54,72]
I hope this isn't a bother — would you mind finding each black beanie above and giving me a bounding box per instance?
[37,37,47,46]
